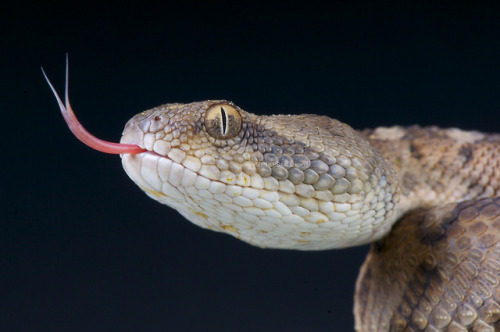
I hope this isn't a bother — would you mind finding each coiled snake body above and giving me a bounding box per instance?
[44,62,500,331]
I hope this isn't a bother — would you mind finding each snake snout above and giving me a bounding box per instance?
[121,118,146,149]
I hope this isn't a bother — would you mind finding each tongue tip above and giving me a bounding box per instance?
[44,57,146,155]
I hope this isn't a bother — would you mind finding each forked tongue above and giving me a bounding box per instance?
[42,56,146,155]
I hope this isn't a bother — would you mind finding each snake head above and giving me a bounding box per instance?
[119,98,400,250]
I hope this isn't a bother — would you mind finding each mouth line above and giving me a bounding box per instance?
[138,149,165,158]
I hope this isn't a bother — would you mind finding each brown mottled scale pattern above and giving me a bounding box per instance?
[354,198,500,331]
[363,126,500,212]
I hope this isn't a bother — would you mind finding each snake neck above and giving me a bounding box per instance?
[363,125,500,215]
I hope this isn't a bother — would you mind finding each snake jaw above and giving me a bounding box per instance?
[42,56,147,155]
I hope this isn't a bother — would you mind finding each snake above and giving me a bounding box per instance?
[43,60,500,331]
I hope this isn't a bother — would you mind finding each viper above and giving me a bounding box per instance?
[43,59,500,331]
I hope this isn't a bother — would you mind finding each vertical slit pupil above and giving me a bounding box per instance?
[220,107,227,135]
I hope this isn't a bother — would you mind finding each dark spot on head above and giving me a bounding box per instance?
[402,173,419,192]
[458,145,473,164]
[409,143,423,159]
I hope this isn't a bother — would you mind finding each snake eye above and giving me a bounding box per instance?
[204,103,242,139]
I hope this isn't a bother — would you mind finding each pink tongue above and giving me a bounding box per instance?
[42,56,147,155]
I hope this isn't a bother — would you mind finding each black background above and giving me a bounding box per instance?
[4,2,500,331]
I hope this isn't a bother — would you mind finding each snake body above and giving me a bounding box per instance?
[119,101,500,331]
[44,65,500,331]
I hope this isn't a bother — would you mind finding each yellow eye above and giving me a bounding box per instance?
[204,103,242,139]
